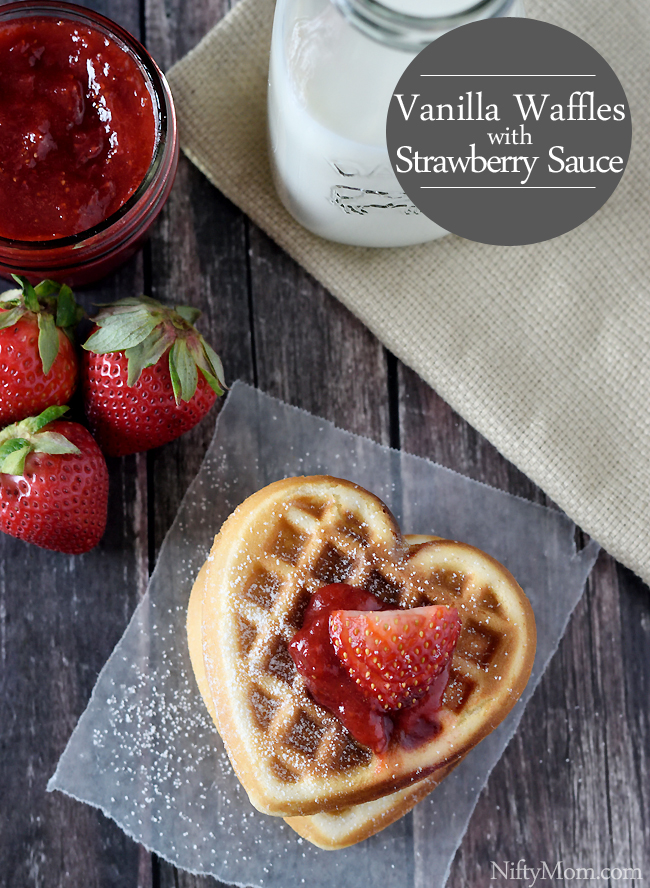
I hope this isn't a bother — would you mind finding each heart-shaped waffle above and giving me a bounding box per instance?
[196,476,536,817]
[188,537,463,848]
[189,535,461,848]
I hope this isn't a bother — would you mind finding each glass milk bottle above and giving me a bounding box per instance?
[268,0,525,247]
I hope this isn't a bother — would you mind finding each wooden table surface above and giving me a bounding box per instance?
[1,1,648,886]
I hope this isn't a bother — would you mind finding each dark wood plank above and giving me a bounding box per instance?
[143,0,250,552]
[0,257,149,888]
[247,226,391,442]
[0,3,152,884]
[143,2,254,886]
[143,0,233,74]
[145,159,255,558]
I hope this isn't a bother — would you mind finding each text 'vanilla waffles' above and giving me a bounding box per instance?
[187,476,536,848]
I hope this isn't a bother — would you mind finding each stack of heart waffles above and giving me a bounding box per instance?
[187,476,536,848]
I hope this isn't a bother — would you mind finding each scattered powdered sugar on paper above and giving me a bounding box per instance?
[48,382,599,888]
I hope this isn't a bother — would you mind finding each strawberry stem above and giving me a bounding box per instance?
[83,296,226,401]
[174,305,201,325]
[0,406,80,476]
[1,277,85,375]
[27,405,71,432]
[34,280,61,299]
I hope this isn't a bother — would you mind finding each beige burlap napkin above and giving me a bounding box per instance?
[167,0,650,587]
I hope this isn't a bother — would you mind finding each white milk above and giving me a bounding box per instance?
[268,0,525,247]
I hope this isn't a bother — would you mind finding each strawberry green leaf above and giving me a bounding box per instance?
[133,295,162,308]
[37,312,60,375]
[0,405,68,442]
[12,275,40,313]
[27,405,70,433]
[0,280,83,337]
[203,341,226,389]
[187,336,226,396]
[124,326,174,386]
[0,437,30,462]
[199,367,225,396]
[34,279,61,299]
[32,431,81,456]
[168,348,182,405]
[92,303,162,324]
[92,304,149,321]
[175,305,202,326]
[0,406,79,474]
[0,442,31,476]
[123,343,147,388]
[171,339,198,402]
[55,284,83,329]
[0,306,26,329]
[84,309,159,353]
[186,337,209,372]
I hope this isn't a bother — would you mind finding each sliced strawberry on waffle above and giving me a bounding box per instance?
[329,605,461,712]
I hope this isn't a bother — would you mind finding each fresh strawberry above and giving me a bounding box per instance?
[329,604,461,712]
[0,405,108,554]
[82,296,225,456]
[0,276,84,426]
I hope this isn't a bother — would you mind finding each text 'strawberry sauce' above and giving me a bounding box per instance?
[288,583,452,754]
[0,16,157,241]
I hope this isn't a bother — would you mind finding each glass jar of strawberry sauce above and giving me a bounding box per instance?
[0,1,178,286]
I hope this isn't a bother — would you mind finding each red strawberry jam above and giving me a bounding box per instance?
[288,583,457,754]
[0,16,157,241]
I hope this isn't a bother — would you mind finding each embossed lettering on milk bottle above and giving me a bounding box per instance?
[268,0,525,248]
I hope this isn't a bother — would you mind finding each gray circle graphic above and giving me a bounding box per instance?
[386,18,632,246]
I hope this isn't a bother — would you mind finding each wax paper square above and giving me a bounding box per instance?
[49,382,599,888]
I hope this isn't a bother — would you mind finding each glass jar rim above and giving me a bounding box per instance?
[0,0,172,250]
[332,0,519,51]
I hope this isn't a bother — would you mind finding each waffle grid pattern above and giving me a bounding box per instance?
[230,494,513,784]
